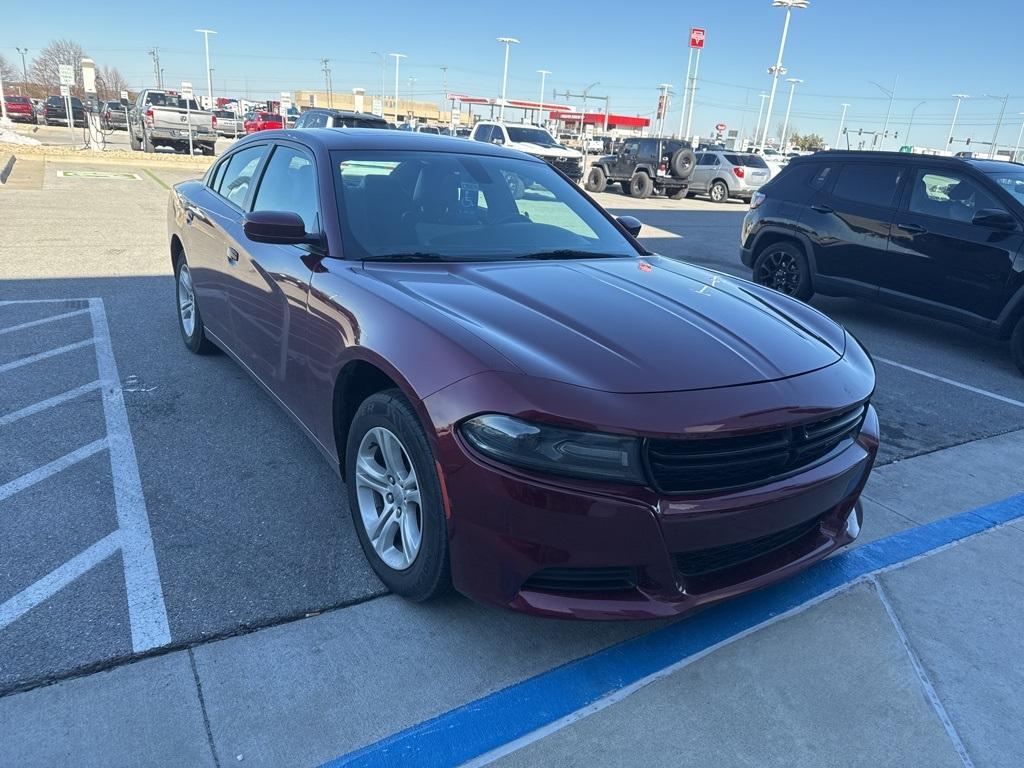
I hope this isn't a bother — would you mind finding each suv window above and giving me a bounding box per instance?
[474,124,493,143]
[215,145,267,208]
[907,169,1002,223]
[697,153,718,166]
[831,163,902,207]
[622,141,639,156]
[252,146,319,232]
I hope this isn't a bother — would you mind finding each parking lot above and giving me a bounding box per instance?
[2,153,1024,766]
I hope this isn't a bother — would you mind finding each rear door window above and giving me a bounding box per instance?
[215,145,268,208]
[830,163,903,207]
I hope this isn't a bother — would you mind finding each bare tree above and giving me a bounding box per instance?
[96,65,129,101]
[30,39,87,97]
[0,53,19,95]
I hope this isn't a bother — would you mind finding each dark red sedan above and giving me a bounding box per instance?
[244,111,283,133]
[167,129,878,619]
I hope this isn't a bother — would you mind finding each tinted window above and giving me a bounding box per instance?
[985,171,1024,206]
[907,169,1002,222]
[419,126,441,135]
[252,146,319,232]
[506,126,557,146]
[623,141,639,155]
[474,125,493,143]
[725,154,768,168]
[831,163,902,207]
[761,163,818,201]
[353,117,388,129]
[697,153,717,166]
[809,165,833,189]
[216,145,267,208]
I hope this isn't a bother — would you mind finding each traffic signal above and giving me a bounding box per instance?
[966,137,972,145]
[858,128,863,136]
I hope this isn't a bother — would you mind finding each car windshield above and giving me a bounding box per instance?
[332,150,637,262]
[506,127,558,146]
[986,171,1024,205]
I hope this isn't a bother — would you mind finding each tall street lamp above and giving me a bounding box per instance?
[835,102,850,148]
[905,100,927,147]
[15,47,29,96]
[389,53,406,124]
[752,92,769,149]
[984,93,1009,159]
[371,52,386,116]
[948,93,969,147]
[758,0,809,153]
[194,29,217,107]
[497,37,519,121]
[537,69,551,126]
[870,76,898,150]
[1013,112,1024,162]
[780,77,802,151]
[409,76,418,121]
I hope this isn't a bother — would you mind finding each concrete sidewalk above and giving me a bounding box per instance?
[3,430,1024,768]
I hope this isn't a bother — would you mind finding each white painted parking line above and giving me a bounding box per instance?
[0,308,90,336]
[0,299,92,306]
[0,438,109,503]
[88,298,171,652]
[0,532,122,633]
[0,338,95,374]
[0,381,102,427]
[875,356,1024,409]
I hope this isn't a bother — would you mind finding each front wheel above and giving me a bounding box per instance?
[346,390,450,601]
[584,166,607,193]
[175,252,218,354]
[709,180,729,203]
[1010,316,1024,376]
[752,241,814,301]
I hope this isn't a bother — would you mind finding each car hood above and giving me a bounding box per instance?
[363,256,845,394]
[512,142,583,160]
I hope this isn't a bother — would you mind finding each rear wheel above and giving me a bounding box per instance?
[1011,316,1024,375]
[345,390,450,601]
[129,130,141,151]
[752,241,814,301]
[175,251,218,354]
[709,180,729,203]
[584,166,607,193]
[142,131,154,153]
[628,172,653,199]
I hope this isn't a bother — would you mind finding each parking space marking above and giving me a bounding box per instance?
[875,356,1024,409]
[0,532,121,633]
[0,339,96,374]
[0,438,108,503]
[0,308,91,336]
[0,381,103,427]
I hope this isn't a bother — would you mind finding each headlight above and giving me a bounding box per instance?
[460,414,645,484]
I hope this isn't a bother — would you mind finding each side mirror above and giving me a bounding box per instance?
[617,216,642,238]
[243,211,309,244]
[491,136,504,145]
[972,208,1016,231]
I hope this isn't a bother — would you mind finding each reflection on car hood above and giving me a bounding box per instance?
[513,142,583,160]
[363,255,845,393]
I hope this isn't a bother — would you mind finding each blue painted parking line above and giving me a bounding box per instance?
[323,493,1024,768]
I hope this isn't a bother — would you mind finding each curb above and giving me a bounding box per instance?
[0,154,15,184]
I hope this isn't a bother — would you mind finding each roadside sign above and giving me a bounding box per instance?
[120,90,129,101]
[58,64,74,86]
[899,145,913,153]
[59,85,70,97]
[690,28,706,48]
[715,122,727,132]
[280,92,292,111]
[181,81,193,99]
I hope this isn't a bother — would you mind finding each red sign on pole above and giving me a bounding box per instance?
[690,27,706,48]
[715,122,727,132]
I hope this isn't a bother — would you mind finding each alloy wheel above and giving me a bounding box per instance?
[354,426,423,571]
[755,249,802,295]
[178,263,196,338]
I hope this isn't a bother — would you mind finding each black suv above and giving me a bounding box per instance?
[293,109,389,130]
[741,150,1024,373]
[43,95,86,127]
[585,137,695,199]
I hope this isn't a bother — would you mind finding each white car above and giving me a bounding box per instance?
[469,121,583,183]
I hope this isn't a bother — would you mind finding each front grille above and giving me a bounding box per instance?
[546,157,582,177]
[674,515,823,578]
[522,566,637,593]
[646,404,866,495]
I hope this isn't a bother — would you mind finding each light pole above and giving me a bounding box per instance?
[904,100,926,147]
[389,53,406,124]
[371,52,386,116]
[985,93,1009,159]
[194,29,217,107]
[870,76,898,150]
[16,47,29,96]
[1013,113,1024,162]
[780,77,802,151]
[948,93,969,148]
[835,102,850,148]
[683,45,702,140]
[409,76,418,122]
[537,69,550,126]
[752,92,769,149]
[758,0,809,153]
[497,37,519,121]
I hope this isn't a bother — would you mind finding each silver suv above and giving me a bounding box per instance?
[687,151,770,203]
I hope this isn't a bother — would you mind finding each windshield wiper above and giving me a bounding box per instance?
[362,252,447,262]
[512,250,626,261]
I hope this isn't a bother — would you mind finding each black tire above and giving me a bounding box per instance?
[1011,316,1024,376]
[174,251,218,354]
[669,188,688,200]
[129,130,141,151]
[628,172,653,199]
[584,166,607,193]
[142,131,154,153]
[345,390,450,601]
[752,241,814,301]
[709,180,729,203]
[670,148,696,179]
[620,181,632,195]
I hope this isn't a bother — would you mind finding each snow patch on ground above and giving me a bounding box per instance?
[0,127,43,146]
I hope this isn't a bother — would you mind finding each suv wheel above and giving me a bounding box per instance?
[584,166,607,193]
[753,241,814,301]
[628,172,653,199]
[709,180,729,203]
[1011,316,1024,375]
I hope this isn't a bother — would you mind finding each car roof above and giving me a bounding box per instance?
[229,127,545,160]
[305,108,385,119]
[800,150,1022,171]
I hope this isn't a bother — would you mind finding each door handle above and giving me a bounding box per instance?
[810,204,834,214]
[227,247,239,263]
[896,222,926,234]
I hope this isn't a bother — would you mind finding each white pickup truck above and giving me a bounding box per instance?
[129,89,217,155]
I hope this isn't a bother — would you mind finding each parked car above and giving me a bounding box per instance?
[212,109,243,137]
[167,130,878,619]
[129,89,217,155]
[43,95,86,127]
[4,95,36,123]
[100,100,128,130]
[470,121,583,182]
[742,150,1024,373]
[686,151,771,203]
[244,111,283,133]
[292,108,389,130]
[585,137,695,199]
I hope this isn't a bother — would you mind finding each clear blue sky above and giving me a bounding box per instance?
[3,0,1022,150]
